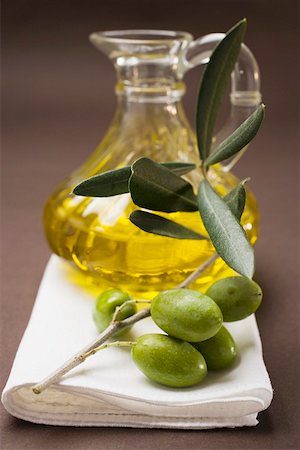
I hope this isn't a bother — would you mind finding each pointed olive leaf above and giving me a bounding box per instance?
[196,19,247,160]
[197,179,254,278]
[162,162,196,176]
[224,178,249,220]
[73,161,196,197]
[73,166,131,197]
[129,158,198,213]
[130,210,208,240]
[204,105,265,168]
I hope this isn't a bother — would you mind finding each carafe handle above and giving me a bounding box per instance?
[181,33,262,170]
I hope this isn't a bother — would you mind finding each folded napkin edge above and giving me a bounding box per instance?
[1,387,259,429]
[2,382,273,422]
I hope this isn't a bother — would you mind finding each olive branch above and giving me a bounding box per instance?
[33,18,265,394]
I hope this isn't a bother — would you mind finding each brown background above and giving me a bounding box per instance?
[1,1,299,449]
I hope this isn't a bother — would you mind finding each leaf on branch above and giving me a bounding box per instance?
[196,19,247,161]
[204,105,265,167]
[129,158,198,212]
[73,166,131,197]
[197,179,254,278]
[73,161,196,197]
[129,210,208,240]
[161,162,197,176]
[223,179,249,220]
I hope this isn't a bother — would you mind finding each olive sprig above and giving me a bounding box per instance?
[74,19,265,279]
[32,19,266,394]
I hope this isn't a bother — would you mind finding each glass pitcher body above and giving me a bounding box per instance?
[44,30,261,296]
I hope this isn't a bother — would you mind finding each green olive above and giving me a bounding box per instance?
[151,288,223,342]
[206,276,263,322]
[193,326,237,370]
[132,334,207,387]
[92,289,136,333]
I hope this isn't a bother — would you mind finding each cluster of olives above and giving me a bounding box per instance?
[93,277,262,388]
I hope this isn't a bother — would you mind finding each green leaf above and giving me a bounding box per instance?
[196,19,247,161]
[204,105,265,167]
[224,179,249,220]
[162,162,196,176]
[129,158,198,212]
[73,166,131,197]
[73,161,196,197]
[129,210,208,240]
[197,179,254,278]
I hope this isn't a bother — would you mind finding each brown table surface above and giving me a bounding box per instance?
[1,1,299,449]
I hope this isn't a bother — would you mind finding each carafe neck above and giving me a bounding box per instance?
[115,79,186,103]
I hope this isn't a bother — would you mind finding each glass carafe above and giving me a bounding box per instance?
[44,30,261,297]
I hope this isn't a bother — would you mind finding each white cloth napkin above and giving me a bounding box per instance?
[2,256,273,429]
